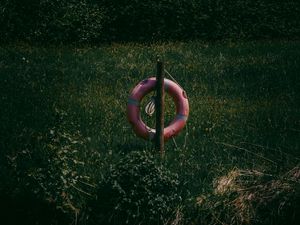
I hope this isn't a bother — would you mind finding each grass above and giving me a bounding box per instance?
[0,40,299,225]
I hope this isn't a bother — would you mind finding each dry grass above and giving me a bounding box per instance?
[196,167,300,225]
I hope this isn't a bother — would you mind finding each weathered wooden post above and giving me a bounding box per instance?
[155,59,165,158]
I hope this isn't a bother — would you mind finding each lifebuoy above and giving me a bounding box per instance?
[127,77,189,141]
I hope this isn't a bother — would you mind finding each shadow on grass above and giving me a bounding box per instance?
[0,192,71,225]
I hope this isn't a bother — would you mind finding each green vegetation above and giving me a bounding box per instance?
[1,0,299,43]
[0,40,299,224]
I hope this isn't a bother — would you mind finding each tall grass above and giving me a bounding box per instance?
[0,40,299,224]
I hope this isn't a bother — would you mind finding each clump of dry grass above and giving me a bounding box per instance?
[196,167,300,225]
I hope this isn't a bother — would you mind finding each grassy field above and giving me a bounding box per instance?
[0,40,299,225]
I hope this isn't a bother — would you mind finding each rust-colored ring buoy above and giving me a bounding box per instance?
[127,77,189,141]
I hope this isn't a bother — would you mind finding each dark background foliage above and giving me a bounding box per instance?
[0,0,104,43]
[1,0,299,43]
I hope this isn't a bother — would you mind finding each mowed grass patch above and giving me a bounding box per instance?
[0,41,299,224]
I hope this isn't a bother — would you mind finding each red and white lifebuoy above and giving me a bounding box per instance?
[127,77,189,141]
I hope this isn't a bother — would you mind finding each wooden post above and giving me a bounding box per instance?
[155,59,165,158]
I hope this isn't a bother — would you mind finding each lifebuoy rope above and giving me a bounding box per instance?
[164,69,184,90]
[144,69,182,117]
[145,96,156,116]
